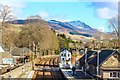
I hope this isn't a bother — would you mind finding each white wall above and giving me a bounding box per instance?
[59,50,71,65]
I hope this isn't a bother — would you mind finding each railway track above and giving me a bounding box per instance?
[32,56,66,80]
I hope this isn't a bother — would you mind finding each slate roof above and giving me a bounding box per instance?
[11,47,31,56]
[60,48,71,53]
[2,52,12,58]
[79,50,97,66]
[88,50,119,66]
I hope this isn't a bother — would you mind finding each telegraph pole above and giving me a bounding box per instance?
[97,51,100,80]
[84,47,87,76]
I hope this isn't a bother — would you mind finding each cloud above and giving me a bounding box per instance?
[78,0,119,2]
[0,1,26,18]
[0,0,80,2]
[0,0,119,2]
[46,14,72,22]
[38,11,72,22]
[98,27,105,32]
[38,11,49,19]
[96,7,112,19]
[91,2,118,19]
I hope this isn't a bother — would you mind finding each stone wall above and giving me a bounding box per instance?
[2,60,33,78]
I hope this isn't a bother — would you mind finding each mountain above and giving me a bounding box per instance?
[48,20,75,30]
[48,20,97,34]
[10,19,95,32]
[48,20,112,41]
[9,19,111,41]
[65,20,93,30]
[9,19,40,24]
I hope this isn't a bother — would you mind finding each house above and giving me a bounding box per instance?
[0,46,5,64]
[11,47,32,65]
[59,48,71,68]
[87,50,120,79]
[0,46,14,74]
[2,52,14,65]
[0,46,13,65]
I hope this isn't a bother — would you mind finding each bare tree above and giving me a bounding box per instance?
[109,15,120,50]
[109,15,120,40]
[0,4,16,26]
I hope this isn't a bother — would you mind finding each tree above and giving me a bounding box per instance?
[109,16,120,39]
[0,4,16,26]
[109,15,120,51]
[2,26,19,49]
[57,34,69,49]
[17,19,59,55]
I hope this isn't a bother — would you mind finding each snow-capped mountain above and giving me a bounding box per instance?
[48,20,96,33]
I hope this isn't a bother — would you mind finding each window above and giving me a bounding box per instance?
[64,53,66,57]
[68,54,70,57]
[68,58,70,60]
[110,72,120,78]
[118,72,120,78]
[110,73,112,77]
[61,54,63,56]
[62,58,64,60]
[113,72,117,77]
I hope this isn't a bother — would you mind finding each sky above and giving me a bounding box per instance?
[0,0,119,32]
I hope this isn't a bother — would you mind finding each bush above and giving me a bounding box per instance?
[54,50,59,55]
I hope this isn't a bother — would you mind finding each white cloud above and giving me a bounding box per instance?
[0,1,26,18]
[0,0,80,2]
[47,14,72,22]
[96,7,115,19]
[78,0,119,2]
[98,27,105,32]
[0,0,119,2]
[38,11,49,19]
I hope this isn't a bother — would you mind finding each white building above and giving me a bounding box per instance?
[0,46,5,64]
[59,49,71,68]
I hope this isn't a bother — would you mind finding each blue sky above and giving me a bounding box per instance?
[0,1,118,32]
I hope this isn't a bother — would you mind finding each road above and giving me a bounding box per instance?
[32,56,66,80]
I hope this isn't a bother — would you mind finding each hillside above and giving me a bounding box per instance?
[9,19,112,42]
[48,20,112,41]
[2,20,59,52]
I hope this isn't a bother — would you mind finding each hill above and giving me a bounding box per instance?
[9,19,112,42]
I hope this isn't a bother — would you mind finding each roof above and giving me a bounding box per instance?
[79,50,97,66]
[2,52,12,58]
[101,66,120,70]
[60,48,71,53]
[88,50,119,66]
[11,47,31,56]
[0,46,5,52]
[0,52,12,59]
